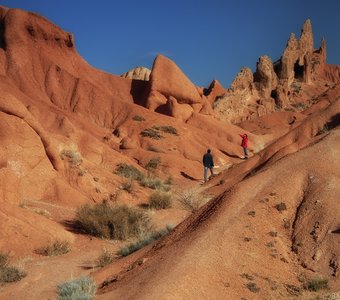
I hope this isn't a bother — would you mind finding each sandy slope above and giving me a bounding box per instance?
[96,129,340,300]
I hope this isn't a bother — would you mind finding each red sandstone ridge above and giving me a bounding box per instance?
[0,6,265,259]
[0,6,339,300]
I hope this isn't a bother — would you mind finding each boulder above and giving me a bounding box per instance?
[147,55,202,111]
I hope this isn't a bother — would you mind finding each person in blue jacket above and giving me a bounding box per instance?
[203,149,214,182]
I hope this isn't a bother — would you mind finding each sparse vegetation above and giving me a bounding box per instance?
[115,163,144,181]
[132,115,145,122]
[0,253,9,268]
[0,266,27,283]
[140,125,178,140]
[291,83,301,93]
[291,102,306,111]
[269,231,278,237]
[120,179,135,193]
[115,163,171,192]
[145,157,161,171]
[76,202,150,240]
[148,191,172,210]
[0,252,26,283]
[33,208,51,218]
[140,128,163,140]
[38,240,71,256]
[275,202,287,212]
[316,124,329,136]
[246,282,260,293]
[165,176,173,185]
[117,225,173,257]
[248,211,256,217]
[283,218,291,229]
[285,284,302,296]
[241,273,255,281]
[56,276,96,300]
[140,176,171,191]
[60,149,83,167]
[153,125,178,136]
[303,277,329,291]
[176,188,208,212]
[78,169,86,176]
[96,248,115,267]
[266,241,275,248]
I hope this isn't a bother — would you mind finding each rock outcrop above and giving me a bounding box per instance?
[121,66,151,81]
[211,19,340,123]
[254,55,278,98]
[145,54,212,120]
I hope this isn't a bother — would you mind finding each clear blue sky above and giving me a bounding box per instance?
[1,0,340,88]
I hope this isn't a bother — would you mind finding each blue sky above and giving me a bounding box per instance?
[1,0,340,88]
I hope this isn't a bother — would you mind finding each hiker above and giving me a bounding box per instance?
[239,133,249,159]
[203,149,214,182]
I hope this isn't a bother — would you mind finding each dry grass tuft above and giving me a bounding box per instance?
[76,202,150,240]
[148,191,172,210]
[96,248,115,267]
[176,187,209,212]
[38,240,71,256]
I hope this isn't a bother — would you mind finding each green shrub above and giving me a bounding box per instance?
[132,115,145,121]
[76,203,150,240]
[115,163,144,181]
[38,240,71,256]
[117,225,173,257]
[56,276,96,300]
[149,191,172,209]
[140,128,163,140]
[303,278,329,291]
[0,266,26,283]
[96,248,115,268]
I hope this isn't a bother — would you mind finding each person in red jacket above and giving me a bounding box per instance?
[240,133,249,159]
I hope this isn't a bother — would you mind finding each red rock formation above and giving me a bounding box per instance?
[146,55,208,118]
[203,79,228,105]
[212,19,339,122]
[254,55,278,98]
[280,19,314,84]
